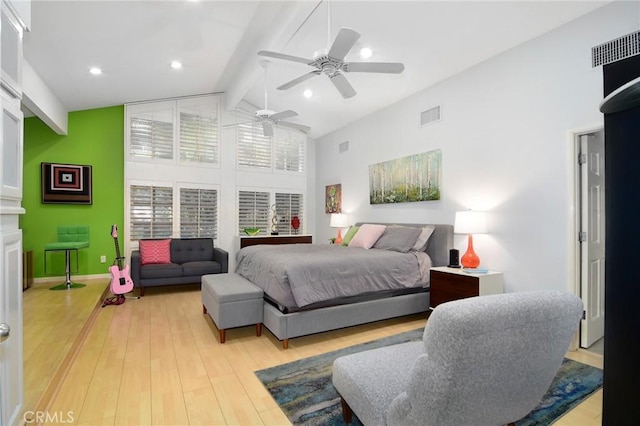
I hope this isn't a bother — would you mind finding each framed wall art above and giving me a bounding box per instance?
[41,162,93,204]
[369,149,441,204]
[325,184,342,213]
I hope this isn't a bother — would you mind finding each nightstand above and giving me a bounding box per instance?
[429,266,504,309]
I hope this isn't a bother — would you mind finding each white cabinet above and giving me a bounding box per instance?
[0,229,23,426]
[0,3,23,99]
[1,91,22,200]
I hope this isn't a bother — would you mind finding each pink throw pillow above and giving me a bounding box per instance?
[348,224,386,249]
[139,239,171,265]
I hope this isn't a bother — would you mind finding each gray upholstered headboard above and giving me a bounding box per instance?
[355,222,453,267]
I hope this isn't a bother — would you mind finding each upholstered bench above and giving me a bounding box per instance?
[201,273,264,343]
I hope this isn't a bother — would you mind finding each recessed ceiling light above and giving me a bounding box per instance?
[171,61,183,69]
[303,89,313,99]
[89,67,102,75]
[359,47,373,59]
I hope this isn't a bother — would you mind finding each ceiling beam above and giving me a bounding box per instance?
[220,0,320,110]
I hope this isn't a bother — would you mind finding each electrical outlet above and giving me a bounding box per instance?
[100,255,106,263]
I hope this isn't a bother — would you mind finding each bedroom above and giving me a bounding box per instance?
[2,0,639,424]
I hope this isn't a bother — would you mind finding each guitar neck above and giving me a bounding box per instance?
[114,238,123,270]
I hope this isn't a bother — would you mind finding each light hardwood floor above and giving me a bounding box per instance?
[24,281,604,425]
[22,279,108,417]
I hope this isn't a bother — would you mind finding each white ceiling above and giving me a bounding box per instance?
[23,0,609,139]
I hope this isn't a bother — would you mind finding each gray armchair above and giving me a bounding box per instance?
[332,291,583,425]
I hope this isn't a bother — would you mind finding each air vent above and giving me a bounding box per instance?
[420,106,441,127]
[592,30,640,67]
[339,141,349,153]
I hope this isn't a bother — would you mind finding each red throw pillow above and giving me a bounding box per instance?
[139,239,171,265]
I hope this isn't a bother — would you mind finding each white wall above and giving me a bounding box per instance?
[314,1,638,293]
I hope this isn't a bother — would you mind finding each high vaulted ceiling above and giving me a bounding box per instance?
[24,0,609,139]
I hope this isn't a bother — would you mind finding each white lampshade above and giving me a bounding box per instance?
[330,213,349,228]
[454,211,487,235]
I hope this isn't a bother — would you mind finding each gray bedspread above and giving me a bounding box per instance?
[235,244,431,310]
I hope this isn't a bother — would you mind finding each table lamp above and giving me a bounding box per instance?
[330,213,349,244]
[454,210,487,268]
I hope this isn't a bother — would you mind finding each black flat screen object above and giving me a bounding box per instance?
[448,249,461,268]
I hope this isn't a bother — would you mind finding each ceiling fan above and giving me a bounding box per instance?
[224,61,310,137]
[257,1,404,99]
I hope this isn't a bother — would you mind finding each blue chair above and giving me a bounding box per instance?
[45,225,89,290]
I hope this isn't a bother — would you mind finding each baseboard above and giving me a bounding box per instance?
[34,273,110,284]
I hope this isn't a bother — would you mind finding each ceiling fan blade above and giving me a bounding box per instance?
[329,72,356,99]
[343,62,405,74]
[270,110,298,121]
[262,122,274,137]
[222,120,255,128]
[278,121,311,133]
[277,71,321,90]
[328,27,361,61]
[258,50,314,65]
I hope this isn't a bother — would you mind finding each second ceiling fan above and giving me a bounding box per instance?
[226,60,310,137]
[258,1,404,99]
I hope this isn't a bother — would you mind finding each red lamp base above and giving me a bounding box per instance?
[461,234,480,268]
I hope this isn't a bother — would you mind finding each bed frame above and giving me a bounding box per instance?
[262,223,453,349]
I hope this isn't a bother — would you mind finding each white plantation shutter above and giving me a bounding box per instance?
[275,128,305,172]
[180,188,218,238]
[238,190,270,235]
[237,123,271,169]
[130,185,173,240]
[275,192,303,234]
[179,104,218,164]
[129,109,174,160]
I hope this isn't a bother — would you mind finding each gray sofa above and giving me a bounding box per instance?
[131,238,228,296]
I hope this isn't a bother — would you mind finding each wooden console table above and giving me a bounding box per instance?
[240,234,312,248]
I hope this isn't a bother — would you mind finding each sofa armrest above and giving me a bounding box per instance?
[213,247,228,273]
[131,250,142,286]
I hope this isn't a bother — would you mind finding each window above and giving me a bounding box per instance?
[237,123,271,169]
[180,188,218,238]
[237,124,305,172]
[179,102,218,164]
[130,185,173,240]
[238,190,270,234]
[275,128,305,172]
[129,109,174,160]
[127,96,220,166]
[275,192,303,234]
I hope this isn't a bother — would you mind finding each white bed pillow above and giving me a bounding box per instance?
[348,224,386,249]
[411,225,435,252]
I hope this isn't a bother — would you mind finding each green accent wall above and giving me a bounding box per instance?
[20,106,124,278]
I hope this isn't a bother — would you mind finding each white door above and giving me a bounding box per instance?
[580,132,606,348]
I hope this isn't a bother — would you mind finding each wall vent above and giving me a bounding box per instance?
[420,105,441,127]
[592,30,640,67]
[339,141,349,153]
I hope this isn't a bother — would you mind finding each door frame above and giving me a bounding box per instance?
[567,124,604,350]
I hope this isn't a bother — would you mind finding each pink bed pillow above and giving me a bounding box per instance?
[139,239,172,265]
[348,224,386,249]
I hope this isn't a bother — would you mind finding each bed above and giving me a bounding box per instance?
[236,223,453,348]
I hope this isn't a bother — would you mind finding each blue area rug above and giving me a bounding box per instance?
[255,328,603,425]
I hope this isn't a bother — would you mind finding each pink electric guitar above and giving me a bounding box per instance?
[109,225,134,295]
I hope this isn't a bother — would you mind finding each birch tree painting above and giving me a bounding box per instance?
[369,149,441,204]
